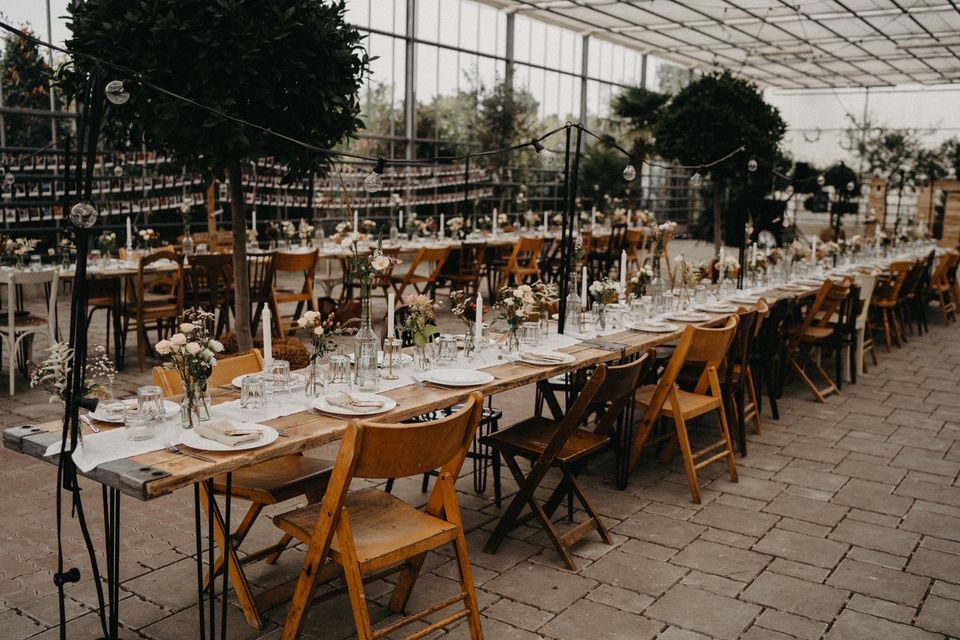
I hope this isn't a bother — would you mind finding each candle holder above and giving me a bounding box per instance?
[383,338,401,381]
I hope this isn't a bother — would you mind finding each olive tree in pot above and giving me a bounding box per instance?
[654,71,785,251]
[59,0,369,351]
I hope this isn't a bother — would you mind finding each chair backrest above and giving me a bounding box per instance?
[639,316,738,422]
[248,252,278,304]
[899,259,925,301]
[752,298,770,338]
[3,268,59,335]
[755,296,792,356]
[152,350,264,397]
[853,274,877,327]
[183,253,233,308]
[725,307,759,386]
[946,251,960,286]
[590,354,652,436]
[792,278,851,343]
[133,250,184,309]
[508,236,544,272]
[608,224,628,254]
[350,393,483,479]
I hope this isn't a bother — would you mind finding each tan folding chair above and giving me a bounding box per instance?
[788,278,852,402]
[496,235,544,289]
[931,251,959,324]
[629,316,740,503]
[740,299,768,437]
[273,249,319,335]
[389,245,452,299]
[273,395,485,640]
[483,356,649,570]
[152,351,331,630]
[123,250,184,371]
[871,261,910,351]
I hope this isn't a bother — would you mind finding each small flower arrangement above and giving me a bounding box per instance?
[497,212,510,232]
[405,212,428,237]
[819,241,840,259]
[296,310,345,361]
[849,235,864,253]
[402,294,442,348]
[674,257,699,289]
[790,240,811,263]
[551,212,564,226]
[155,309,223,427]
[530,280,559,321]
[97,231,117,254]
[496,284,534,351]
[246,228,258,244]
[264,221,280,243]
[653,221,676,255]
[361,219,378,233]
[589,278,621,306]
[335,220,353,234]
[610,208,628,225]
[345,236,401,298]
[30,343,116,404]
[766,247,784,266]
[137,228,160,248]
[8,237,39,256]
[281,220,297,240]
[714,255,741,280]
[297,218,315,240]
[630,265,654,298]
[446,216,465,237]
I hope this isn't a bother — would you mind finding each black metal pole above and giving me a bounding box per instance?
[557,125,572,333]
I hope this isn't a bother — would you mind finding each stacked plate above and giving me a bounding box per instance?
[313,393,397,416]
[180,425,279,452]
[88,398,180,423]
[695,303,738,313]
[626,320,680,333]
[665,311,710,322]
[516,351,575,366]
[417,368,495,386]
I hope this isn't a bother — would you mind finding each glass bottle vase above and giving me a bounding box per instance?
[650,254,665,313]
[304,359,324,398]
[353,294,380,391]
[181,379,211,429]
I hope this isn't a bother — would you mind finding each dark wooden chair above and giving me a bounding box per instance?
[438,241,487,296]
[248,251,279,337]
[122,250,184,371]
[748,296,792,421]
[273,249,318,336]
[273,395,485,640]
[182,252,234,337]
[482,356,647,570]
[788,278,852,402]
[722,306,760,455]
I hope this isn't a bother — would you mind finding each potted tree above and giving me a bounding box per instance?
[59,0,370,351]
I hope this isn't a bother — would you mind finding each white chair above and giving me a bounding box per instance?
[0,268,60,395]
[849,273,877,380]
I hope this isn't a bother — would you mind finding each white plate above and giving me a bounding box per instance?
[728,296,760,305]
[347,352,414,366]
[422,368,495,386]
[88,398,180,423]
[627,321,680,333]
[232,372,306,389]
[313,393,397,416]
[778,283,811,291]
[665,312,711,322]
[180,425,278,452]
[517,351,576,366]
[695,304,738,313]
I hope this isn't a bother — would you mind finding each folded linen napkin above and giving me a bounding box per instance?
[519,351,566,363]
[195,420,262,446]
[325,393,385,410]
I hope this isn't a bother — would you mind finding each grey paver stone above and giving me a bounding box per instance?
[670,540,770,582]
[645,585,760,640]
[484,562,597,613]
[539,600,662,640]
[611,512,706,549]
[827,558,930,606]
[828,518,920,556]
[741,571,848,622]
[753,528,848,568]
[825,610,941,640]
[581,550,686,597]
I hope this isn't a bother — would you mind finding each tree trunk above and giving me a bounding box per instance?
[713,181,723,254]
[227,162,253,352]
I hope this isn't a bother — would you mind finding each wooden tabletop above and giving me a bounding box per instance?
[4,253,925,501]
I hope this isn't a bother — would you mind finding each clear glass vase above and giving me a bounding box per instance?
[304,359,323,397]
[564,273,582,335]
[463,325,475,358]
[650,254,665,313]
[181,379,211,429]
[182,232,195,256]
[353,295,380,391]
[414,344,429,371]
[505,326,520,353]
[595,302,607,332]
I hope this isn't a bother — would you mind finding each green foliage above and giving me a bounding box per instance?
[475,77,539,177]
[579,143,629,210]
[1,29,62,147]
[416,89,479,158]
[654,71,786,183]
[58,0,370,179]
[939,138,960,178]
[846,120,921,187]
[823,162,859,193]
[612,87,668,133]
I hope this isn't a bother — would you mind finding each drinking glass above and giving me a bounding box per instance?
[137,385,166,422]
[124,407,156,441]
[326,355,353,395]
[520,321,540,346]
[268,359,291,397]
[662,291,675,312]
[240,375,266,409]
[100,399,128,422]
[437,336,458,364]
[29,255,42,270]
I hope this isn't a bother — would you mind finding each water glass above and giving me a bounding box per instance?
[124,407,157,441]
[383,338,402,380]
[240,374,266,409]
[520,321,540,346]
[268,359,291,397]
[326,354,353,395]
[662,291,675,312]
[29,255,42,270]
[137,385,166,422]
[437,336,458,364]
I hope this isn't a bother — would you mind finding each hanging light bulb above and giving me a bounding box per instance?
[113,158,125,177]
[690,170,703,187]
[104,80,131,105]
[531,139,556,168]
[3,172,14,188]
[747,158,758,172]
[180,201,192,215]
[860,183,870,197]
[816,174,826,186]
[623,164,637,182]
[69,201,99,228]
[363,157,386,193]
[846,180,855,192]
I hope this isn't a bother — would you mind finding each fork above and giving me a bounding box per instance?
[79,414,101,433]
[164,442,216,464]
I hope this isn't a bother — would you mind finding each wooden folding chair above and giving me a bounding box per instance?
[788,278,852,402]
[930,251,958,324]
[628,316,740,503]
[439,241,487,296]
[273,249,319,335]
[123,250,184,371]
[249,251,280,338]
[727,302,763,452]
[273,395,485,640]
[483,357,647,569]
[390,245,452,299]
[153,352,332,630]
[496,235,544,289]
[871,261,910,350]
[182,253,234,337]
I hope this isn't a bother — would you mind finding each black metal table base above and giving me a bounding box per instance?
[194,474,232,640]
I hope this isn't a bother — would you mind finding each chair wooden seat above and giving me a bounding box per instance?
[801,326,834,340]
[276,488,458,573]
[788,278,852,402]
[635,385,722,419]
[213,455,333,505]
[484,416,610,464]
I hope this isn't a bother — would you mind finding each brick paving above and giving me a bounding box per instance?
[1,292,960,639]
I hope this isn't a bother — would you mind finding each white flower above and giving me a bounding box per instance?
[209,357,217,367]
[512,289,524,299]
[155,340,172,355]
[202,349,214,360]
[186,342,202,355]
[313,326,325,337]
[170,333,187,346]
[179,322,196,333]
[209,339,224,353]
[371,255,391,271]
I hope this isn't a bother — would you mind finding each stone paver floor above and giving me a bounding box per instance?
[1,296,959,639]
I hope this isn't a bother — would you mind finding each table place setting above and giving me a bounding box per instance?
[180,420,278,451]
[313,392,396,416]
[626,319,681,333]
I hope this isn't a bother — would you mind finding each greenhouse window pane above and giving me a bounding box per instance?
[438,1,459,47]
[418,0,439,42]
